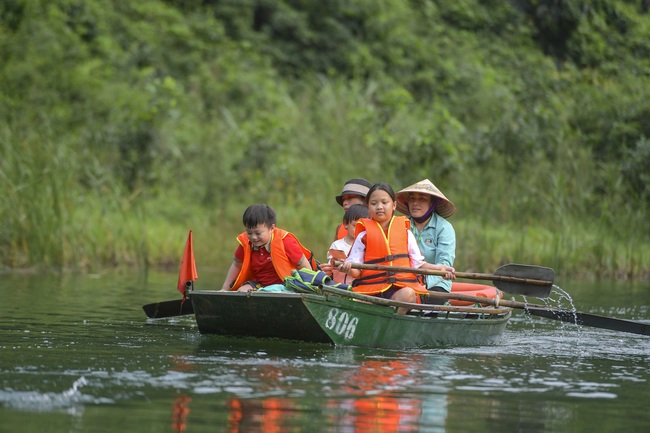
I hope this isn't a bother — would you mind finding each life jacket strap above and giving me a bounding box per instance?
[352,271,420,287]
[364,253,409,265]
[305,249,319,270]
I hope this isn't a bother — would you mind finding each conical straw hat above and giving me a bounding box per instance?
[396,179,456,218]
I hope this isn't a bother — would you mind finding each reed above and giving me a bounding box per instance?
[1,80,649,279]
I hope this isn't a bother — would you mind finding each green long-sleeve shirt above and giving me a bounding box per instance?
[409,213,456,292]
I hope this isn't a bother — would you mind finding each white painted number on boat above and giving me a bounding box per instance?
[325,308,359,340]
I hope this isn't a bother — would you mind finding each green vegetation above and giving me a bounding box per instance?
[1,0,649,279]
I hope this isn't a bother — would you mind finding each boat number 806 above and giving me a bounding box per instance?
[325,308,359,340]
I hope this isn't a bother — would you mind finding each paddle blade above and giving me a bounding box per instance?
[524,307,650,336]
[493,263,554,298]
[143,299,194,319]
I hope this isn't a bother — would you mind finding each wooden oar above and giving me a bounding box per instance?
[426,291,650,336]
[143,280,195,319]
[143,298,194,319]
[320,284,511,315]
[335,262,554,298]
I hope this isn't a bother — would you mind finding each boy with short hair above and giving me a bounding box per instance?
[220,204,315,292]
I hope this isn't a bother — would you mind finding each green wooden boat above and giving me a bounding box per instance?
[302,286,512,349]
[190,290,332,344]
[190,286,511,348]
[147,261,649,340]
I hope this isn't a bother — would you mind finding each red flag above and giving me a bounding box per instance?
[177,230,198,298]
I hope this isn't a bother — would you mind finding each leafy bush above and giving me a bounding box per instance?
[1,0,649,278]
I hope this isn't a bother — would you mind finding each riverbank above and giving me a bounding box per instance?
[2,196,647,281]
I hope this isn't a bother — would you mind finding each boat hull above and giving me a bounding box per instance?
[190,285,511,348]
[302,294,511,349]
[191,290,332,343]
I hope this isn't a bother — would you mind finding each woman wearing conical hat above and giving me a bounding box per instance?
[396,179,456,302]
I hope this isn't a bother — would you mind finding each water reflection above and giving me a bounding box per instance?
[190,341,452,432]
[2,272,650,433]
[331,357,426,432]
[172,394,191,433]
[226,397,297,432]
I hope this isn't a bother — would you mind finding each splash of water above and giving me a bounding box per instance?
[61,376,88,398]
[0,375,111,413]
[545,285,578,319]
[517,284,582,335]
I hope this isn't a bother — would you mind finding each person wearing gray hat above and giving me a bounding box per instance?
[321,178,372,280]
[333,178,372,240]
[335,178,372,210]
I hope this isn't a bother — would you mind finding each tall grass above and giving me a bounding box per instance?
[1,78,649,280]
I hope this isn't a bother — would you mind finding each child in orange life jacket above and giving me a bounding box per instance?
[220,204,315,292]
[326,204,370,284]
[336,183,455,314]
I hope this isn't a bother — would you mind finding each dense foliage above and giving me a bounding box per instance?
[1,0,649,278]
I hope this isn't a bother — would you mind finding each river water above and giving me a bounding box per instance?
[1,270,649,432]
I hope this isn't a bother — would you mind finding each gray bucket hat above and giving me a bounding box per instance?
[335,178,372,206]
[396,179,456,218]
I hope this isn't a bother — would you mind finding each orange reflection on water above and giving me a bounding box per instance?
[169,354,196,372]
[332,359,422,432]
[222,357,430,432]
[172,394,192,433]
[227,397,296,433]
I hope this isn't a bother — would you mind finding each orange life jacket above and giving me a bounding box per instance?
[352,217,427,295]
[230,228,316,290]
[450,282,499,306]
[335,223,347,240]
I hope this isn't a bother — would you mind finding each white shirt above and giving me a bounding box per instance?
[345,230,426,268]
[326,237,354,261]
